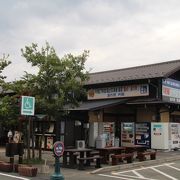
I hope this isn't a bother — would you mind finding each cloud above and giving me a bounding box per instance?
[1,0,180,81]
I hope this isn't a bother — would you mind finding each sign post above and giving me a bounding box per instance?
[50,141,64,180]
[21,96,35,163]
[21,96,35,116]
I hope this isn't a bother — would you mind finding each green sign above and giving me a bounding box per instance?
[21,96,35,116]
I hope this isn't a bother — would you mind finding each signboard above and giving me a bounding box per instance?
[21,96,35,116]
[88,84,149,100]
[162,78,180,104]
[53,141,64,157]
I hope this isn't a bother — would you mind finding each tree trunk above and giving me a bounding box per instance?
[38,135,42,160]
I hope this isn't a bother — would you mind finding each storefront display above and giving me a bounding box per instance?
[97,122,115,147]
[121,122,135,147]
[46,136,54,149]
[103,122,115,147]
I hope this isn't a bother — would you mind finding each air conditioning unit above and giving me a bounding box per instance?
[76,140,85,149]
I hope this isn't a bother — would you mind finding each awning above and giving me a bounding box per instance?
[126,98,179,105]
[65,98,129,111]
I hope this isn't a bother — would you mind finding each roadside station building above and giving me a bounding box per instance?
[33,60,180,150]
[64,59,180,148]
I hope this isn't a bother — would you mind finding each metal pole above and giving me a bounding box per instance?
[27,116,31,162]
[50,156,64,180]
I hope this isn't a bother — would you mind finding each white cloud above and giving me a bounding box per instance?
[1,0,180,81]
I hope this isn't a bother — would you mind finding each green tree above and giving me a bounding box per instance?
[20,42,89,160]
[0,54,11,88]
[21,42,89,115]
[0,55,18,130]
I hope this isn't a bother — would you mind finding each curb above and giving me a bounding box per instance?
[90,156,180,174]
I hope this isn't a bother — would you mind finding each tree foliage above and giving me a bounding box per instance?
[0,54,11,88]
[0,55,19,129]
[20,42,89,116]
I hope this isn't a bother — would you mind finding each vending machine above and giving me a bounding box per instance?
[151,122,169,150]
[98,122,115,147]
[151,122,180,150]
[121,122,135,147]
[169,123,180,150]
[135,122,151,148]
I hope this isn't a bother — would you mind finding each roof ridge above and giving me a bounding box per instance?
[89,59,180,75]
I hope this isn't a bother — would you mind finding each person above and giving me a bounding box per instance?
[13,131,20,143]
[7,130,13,143]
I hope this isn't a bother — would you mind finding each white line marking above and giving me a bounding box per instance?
[99,173,136,180]
[150,167,178,180]
[165,164,180,171]
[0,172,30,180]
[113,163,175,175]
[132,170,145,178]
[112,173,158,180]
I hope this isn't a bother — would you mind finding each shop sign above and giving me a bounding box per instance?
[87,84,149,100]
[162,78,180,104]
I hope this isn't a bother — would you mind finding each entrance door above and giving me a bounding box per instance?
[64,120,75,147]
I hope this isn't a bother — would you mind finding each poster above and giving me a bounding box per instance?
[46,136,53,149]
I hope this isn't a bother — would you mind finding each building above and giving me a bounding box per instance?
[33,59,180,150]
[64,59,180,148]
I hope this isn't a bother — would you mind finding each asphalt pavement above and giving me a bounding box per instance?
[0,147,180,180]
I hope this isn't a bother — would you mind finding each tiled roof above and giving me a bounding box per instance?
[86,59,180,85]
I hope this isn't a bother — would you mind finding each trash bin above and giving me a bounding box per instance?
[18,143,24,156]
[96,135,106,148]
[5,143,18,157]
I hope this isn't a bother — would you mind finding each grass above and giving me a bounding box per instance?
[23,158,45,165]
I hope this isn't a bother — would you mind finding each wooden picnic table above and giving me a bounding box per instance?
[96,146,126,164]
[123,144,148,153]
[63,148,92,168]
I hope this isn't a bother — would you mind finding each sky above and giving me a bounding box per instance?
[1,0,180,82]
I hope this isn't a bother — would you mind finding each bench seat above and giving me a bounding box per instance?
[137,151,156,161]
[111,153,134,165]
[77,156,102,170]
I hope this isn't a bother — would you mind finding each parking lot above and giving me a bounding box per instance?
[98,161,180,180]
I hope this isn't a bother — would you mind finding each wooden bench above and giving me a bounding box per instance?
[77,156,102,170]
[90,150,100,156]
[137,151,156,161]
[111,153,134,165]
